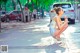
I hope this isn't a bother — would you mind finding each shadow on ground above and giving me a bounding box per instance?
[45,43,66,53]
[8,43,66,53]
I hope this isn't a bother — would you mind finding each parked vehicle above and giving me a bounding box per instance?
[37,12,42,17]
[0,11,9,22]
[51,2,75,24]
[7,10,22,21]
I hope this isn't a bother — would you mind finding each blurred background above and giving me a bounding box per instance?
[0,0,80,53]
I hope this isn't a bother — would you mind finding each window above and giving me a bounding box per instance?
[53,4,71,8]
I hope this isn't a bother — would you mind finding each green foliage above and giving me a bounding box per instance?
[1,0,80,12]
[0,0,8,10]
[20,0,27,5]
[0,0,8,4]
[30,0,55,11]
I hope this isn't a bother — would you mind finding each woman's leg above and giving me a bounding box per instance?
[53,30,61,40]
[54,24,68,40]
[57,24,68,38]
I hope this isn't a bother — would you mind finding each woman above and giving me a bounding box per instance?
[49,7,68,41]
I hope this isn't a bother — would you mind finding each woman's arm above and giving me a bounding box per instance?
[56,16,68,35]
[56,17,64,30]
[64,16,68,24]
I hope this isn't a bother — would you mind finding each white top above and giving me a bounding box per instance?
[50,16,57,29]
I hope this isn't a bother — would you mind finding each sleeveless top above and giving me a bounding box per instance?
[50,16,57,29]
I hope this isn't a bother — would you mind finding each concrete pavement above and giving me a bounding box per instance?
[0,17,80,53]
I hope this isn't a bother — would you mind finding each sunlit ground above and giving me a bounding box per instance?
[31,22,80,53]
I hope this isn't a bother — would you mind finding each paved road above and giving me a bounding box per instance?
[0,17,80,53]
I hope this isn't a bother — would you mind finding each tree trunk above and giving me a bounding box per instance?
[0,4,2,10]
[4,3,6,11]
[0,3,1,32]
[0,9,1,32]
[27,0,29,8]
[12,0,16,10]
[17,0,24,22]
[31,0,34,10]
[0,18,1,32]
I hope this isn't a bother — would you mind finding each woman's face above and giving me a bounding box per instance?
[59,9,64,15]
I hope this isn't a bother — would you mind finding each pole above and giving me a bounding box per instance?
[0,16,1,32]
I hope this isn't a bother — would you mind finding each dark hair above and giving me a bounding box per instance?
[54,7,62,15]
[51,10,54,12]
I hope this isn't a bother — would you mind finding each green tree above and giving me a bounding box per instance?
[0,0,2,10]
[0,0,8,32]
[0,0,8,11]
[12,0,16,10]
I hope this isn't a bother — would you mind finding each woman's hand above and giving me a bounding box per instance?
[64,16,68,23]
